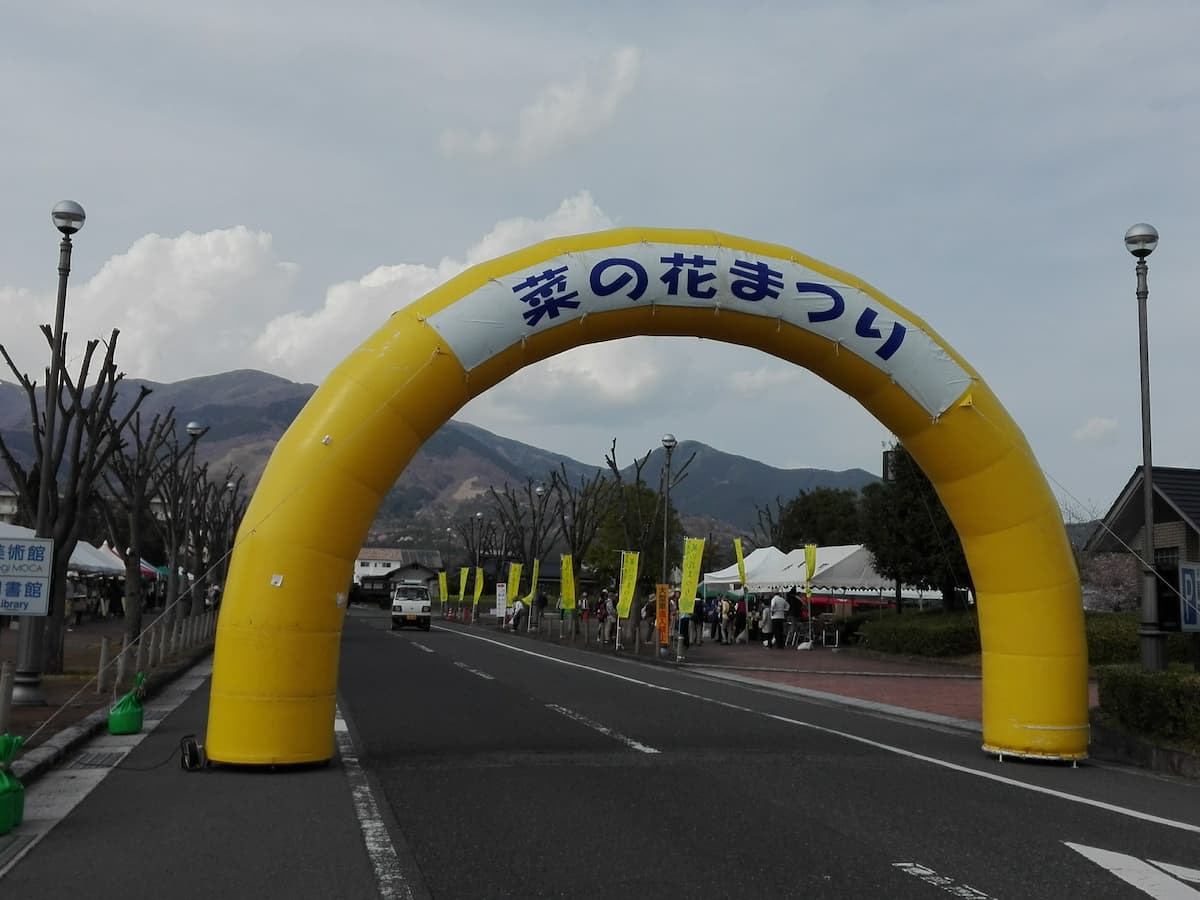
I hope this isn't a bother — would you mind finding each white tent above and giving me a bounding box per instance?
[809,545,941,601]
[703,546,790,590]
[0,522,125,575]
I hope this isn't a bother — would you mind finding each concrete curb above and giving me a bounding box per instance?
[11,644,214,786]
[1088,710,1200,780]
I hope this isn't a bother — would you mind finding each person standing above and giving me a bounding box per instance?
[770,592,789,648]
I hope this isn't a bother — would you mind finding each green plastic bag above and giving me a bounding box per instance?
[108,672,146,736]
[0,734,24,835]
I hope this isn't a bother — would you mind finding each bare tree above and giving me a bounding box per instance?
[102,408,175,647]
[487,477,562,585]
[550,462,615,567]
[151,422,208,621]
[751,496,785,548]
[0,329,149,672]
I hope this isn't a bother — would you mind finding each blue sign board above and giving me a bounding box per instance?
[1180,563,1200,633]
[0,537,54,616]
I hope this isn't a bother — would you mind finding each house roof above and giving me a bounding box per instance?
[1086,466,1200,552]
[356,547,444,569]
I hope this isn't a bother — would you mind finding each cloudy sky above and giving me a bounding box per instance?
[2,1,1197,521]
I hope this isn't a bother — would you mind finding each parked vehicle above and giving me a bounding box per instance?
[391,581,432,631]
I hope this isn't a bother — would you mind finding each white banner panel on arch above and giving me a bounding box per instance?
[427,242,972,418]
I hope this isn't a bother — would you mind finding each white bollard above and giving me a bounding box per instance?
[97,636,111,694]
[0,660,14,735]
[115,638,128,690]
[146,627,159,670]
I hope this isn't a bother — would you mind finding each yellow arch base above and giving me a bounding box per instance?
[205,228,1088,765]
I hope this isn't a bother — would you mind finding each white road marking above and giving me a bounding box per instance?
[436,625,1200,836]
[1152,861,1200,884]
[544,704,660,754]
[892,861,993,898]
[409,642,434,654]
[453,661,494,680]
[334,706,413,900]
[1065,843,1200,898]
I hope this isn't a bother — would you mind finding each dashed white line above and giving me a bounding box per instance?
[409,642,434,654]
[454,661,494,680]
[892,862,993,898]
[436,625,1200,836]
[544,703,660,754]
[334,706,413,900]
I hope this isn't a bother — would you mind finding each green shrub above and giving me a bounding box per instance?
[1096,664,1200,742]
[1084,610,1196,665]
[859,610,981,657]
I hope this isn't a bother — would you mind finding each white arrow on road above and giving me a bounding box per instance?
[1065,842,1200,898]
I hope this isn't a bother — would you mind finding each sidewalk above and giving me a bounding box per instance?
[1,612,213,783]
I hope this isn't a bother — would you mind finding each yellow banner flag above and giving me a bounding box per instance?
[617,551,639,618]
[473,566,485,606]
[438,571,448,605]
[507,562,523,603]
[524,559,540,603]
[560,554,576,610]
[805,544,817,599]
[734,538,747,588]
[679,537,705,615]
[457,567,469,604]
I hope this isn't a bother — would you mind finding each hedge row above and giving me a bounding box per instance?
[1096,664,1200,742]
[858,611,981,657]
[1085,611,1195,666]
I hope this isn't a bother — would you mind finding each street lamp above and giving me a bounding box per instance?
[182,421,204,616]
[528,483,546,632]
[661,434,677,585]
[1126,223,1166,671]
[13,202,87,706]
[222,481,236,589]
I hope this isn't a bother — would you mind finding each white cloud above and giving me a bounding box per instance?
[1072,417,1119,445]
[438,47,640,164]
[729,366,802,393]
[0,227,297,383]
[252,192,615,381]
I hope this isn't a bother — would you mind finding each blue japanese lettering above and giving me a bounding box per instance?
[590,257,648,301]
[27,545,46,562]
[855,309,907,361]
[7,544,25,561]
[512,266,581,328]
[24,582,42,599]
[796,282,845,323]
[729,259,784,302]
[659,253,717,299]
[3,581,19,598]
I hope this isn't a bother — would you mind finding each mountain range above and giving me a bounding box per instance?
[0,369,879,535]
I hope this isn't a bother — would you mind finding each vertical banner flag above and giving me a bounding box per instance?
[679,537,706,615]
[734,538,747,591]
[438,571,449,608]
[525,559,540,603]
[655,582,670,645]
[507,563,523,605]
[617,551,639,618]
[804,544,817,599]
[458,567,468,604]
[473,566,485,606]
[560,554,576,610]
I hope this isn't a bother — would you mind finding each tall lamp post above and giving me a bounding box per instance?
[528,483,545,631]
[222,481,236,589]
[1126,223,1166,672]
[661,434,677,585]
[13,201,86,706]
[182,420,204,616]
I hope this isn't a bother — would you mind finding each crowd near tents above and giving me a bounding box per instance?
[702,544,944,611]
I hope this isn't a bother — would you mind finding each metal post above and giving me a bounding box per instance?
[1135,253,1166,670]
[661,434,676,651]
[0,661,14,734]
[115,638,128,690]
[97,636,111,694]
[13,233,76,706]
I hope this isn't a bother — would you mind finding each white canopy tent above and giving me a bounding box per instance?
[702,546,790,592]
[0,522,127,576]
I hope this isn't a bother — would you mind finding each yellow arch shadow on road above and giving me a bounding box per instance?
[204,227,1087,765]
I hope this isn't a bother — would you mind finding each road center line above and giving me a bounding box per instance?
[544,703,660,754]
[453,660,494,680]
[409,641,434,653]
[435,625,1200,836]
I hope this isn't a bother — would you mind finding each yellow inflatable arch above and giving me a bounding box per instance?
[205,228,1088,764]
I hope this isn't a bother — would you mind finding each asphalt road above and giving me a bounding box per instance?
[3,606,1198,899]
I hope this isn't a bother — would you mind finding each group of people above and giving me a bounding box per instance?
[695,587,809,648]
